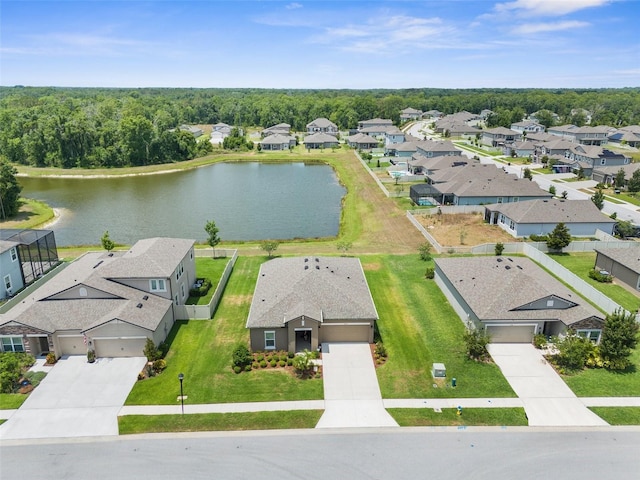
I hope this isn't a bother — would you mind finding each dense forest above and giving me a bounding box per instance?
[1,87,639,169]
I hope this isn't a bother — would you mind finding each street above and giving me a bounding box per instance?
[2,428,639,479]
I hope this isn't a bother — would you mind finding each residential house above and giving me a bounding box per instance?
[538,138,574,156]
[260,133,296,151]
[548,125,612,145]
[400,107,423,122]
[0,229,59,299]
[592,163,640,186]
[608,126,640,148]
[304,132,339,150]
[594,247,640,292]
[210,123,232,145]
[358,118,393,131]
[384,127,405,146]
[435,256,605,343]
[246,257,378,352]
[423,163,552,205]
[481,127,522,147]
[408,154,468,178]
[511,121,545,134]
[306,118,338,136]
[484,199,616,238]
[346,133,378,150]
[506,140,536,159]
[564,145,630,177]
[385,141,420,158]
[423,110,443,119]
[262,123,291,137]
[480,109,495,121]
[0,237,194,358]
[406,140,461,174]
[175,125,203,137]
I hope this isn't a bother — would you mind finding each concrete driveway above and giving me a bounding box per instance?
[0,355,146,440]
[316,342,398,428]
[488,344,608,427]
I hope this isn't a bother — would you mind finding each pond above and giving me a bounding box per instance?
[19,162,346,246]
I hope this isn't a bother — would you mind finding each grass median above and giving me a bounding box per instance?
[388,407,528,426]
[588,407,640,425]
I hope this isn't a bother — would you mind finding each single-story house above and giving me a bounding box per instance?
[400,107,423,122]
[304,132,339,150]
[260,133,296,151]
[510,121,545,134]
[484,199,616,238]
[262,123,291,137]
[306,118,338,136]
[0,229,60,299]
[425,163,552,205]
[358,118,393,131]
[0,237,195,358]
[594,247,640,291]
[434,256,605,343]
[592,163,640,186]
[210,123,233,145]
[415,139,461,159]
[347,132,378,150]
[481,127,522,147]
[175,125,203,137]
[246,257,378,352]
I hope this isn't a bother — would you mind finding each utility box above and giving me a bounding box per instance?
[432,363,446,378]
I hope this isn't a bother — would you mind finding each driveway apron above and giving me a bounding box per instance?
[0,355,146,440]
[316,342,398,428]
[488,344,608,427]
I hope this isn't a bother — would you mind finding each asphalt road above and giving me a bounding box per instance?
[2,428,639,479]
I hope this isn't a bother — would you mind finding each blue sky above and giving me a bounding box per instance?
[1,0,639,88]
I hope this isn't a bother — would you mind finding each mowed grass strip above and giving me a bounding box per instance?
[118,410,323,435]
[548,252,640,312]
[388,407,528,426]
[588,407,640,425]
[125,256,323,405]
[0,393,28,410]
[364,255,515,399]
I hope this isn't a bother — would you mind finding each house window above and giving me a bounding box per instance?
[1,336,24,352]
[175,294,179,304]
[625,158,630,164]
[577,330,601,344]
[600,159,606,165]
[509,220,515,230]
[181,283,186,299]
[10,247,18,262]
[4,274,11,291]
[497,197,503,203]
[150,279,166,292]
[512,197,519,202]
[264,331,276,350]
[190,249,193,260]
[547,299,554,307]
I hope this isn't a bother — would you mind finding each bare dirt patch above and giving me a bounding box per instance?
[415,212,519,247]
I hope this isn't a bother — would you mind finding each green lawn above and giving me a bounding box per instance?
[125,256,323,405]
[388,407,528,426]
[118,410,323,434]
[562,341,640,396]
[548,252,640,312]
[186,256,230,305]
[364,255,516,399]
[0,393,29,409]
[588,407,640,425]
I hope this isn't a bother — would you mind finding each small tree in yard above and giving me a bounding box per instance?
[615,168,626,188]
[204,220,220,257]
[628,170,640,193]
[561,190,568,199]
[548,185,556,196]
[463,322,491,361]
[143,338,162,362]
[523,167,532,181]
[261,240,279,258]
[615,220,635,239]
[418,242,432,261]
[591,187,605,210]
[292,349,314,378]
[231,344,253,373]
[101,231,115,252]
[547,222,571,252]
[495,242,504,256]
[599,309,639,371]
[336,240,352,256]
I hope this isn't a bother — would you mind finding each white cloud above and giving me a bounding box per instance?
[494,0,612,17]
[512,20,590,34]
[286,2,302,9]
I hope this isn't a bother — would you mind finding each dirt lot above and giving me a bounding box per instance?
[415,212,519,247]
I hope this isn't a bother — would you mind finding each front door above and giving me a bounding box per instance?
[295,329,312,352]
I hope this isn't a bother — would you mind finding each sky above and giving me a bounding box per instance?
[1,0,639,89]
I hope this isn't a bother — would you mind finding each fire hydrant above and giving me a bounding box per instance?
[457,405,463,416]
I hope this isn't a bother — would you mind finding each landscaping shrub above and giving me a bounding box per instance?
[278,360,286,367]
[588,268,613,283]
[256,354,264,362]
[271,354,280,362]
[143,338,162,362]
[462,323,490,361]
[495,242,504,256]
[550,334,595,372]
[529,234,548,242]
[252,362,259,369]
[533,334,547,349]
[269,360,277,368]
[287,351,295,359]
[244,364,252,372]
[375,342,387,358]
[189,278,212,297]
[152,359,167,374]
[292,350,314,377]
[286,358,293,366]
[0,352,35,393]
[233,366,242,374]
[232,344,252,369]
[259,360,267,368]
[45,352,57,365]
[424,267,435,279]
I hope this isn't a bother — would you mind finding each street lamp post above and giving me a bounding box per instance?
[178,373,184,415]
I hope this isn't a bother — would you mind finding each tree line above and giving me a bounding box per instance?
[1,86,639,169]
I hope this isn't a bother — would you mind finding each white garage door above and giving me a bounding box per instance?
[486,325,536,343]
[58,336,86,355]
[94,338,147,358]
[320,324,371,343]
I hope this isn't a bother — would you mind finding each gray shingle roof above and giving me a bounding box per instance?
[246,257,378,328]
[435,256,603,326]
[307,118,337,129]
[304,132,339,143]
[595,247,640,275]
[484,199,616,225]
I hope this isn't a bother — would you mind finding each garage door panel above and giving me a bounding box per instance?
[94,338,147,358]
[58,336,85,355]
[320,325,371,343]
[486,325,535,343]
